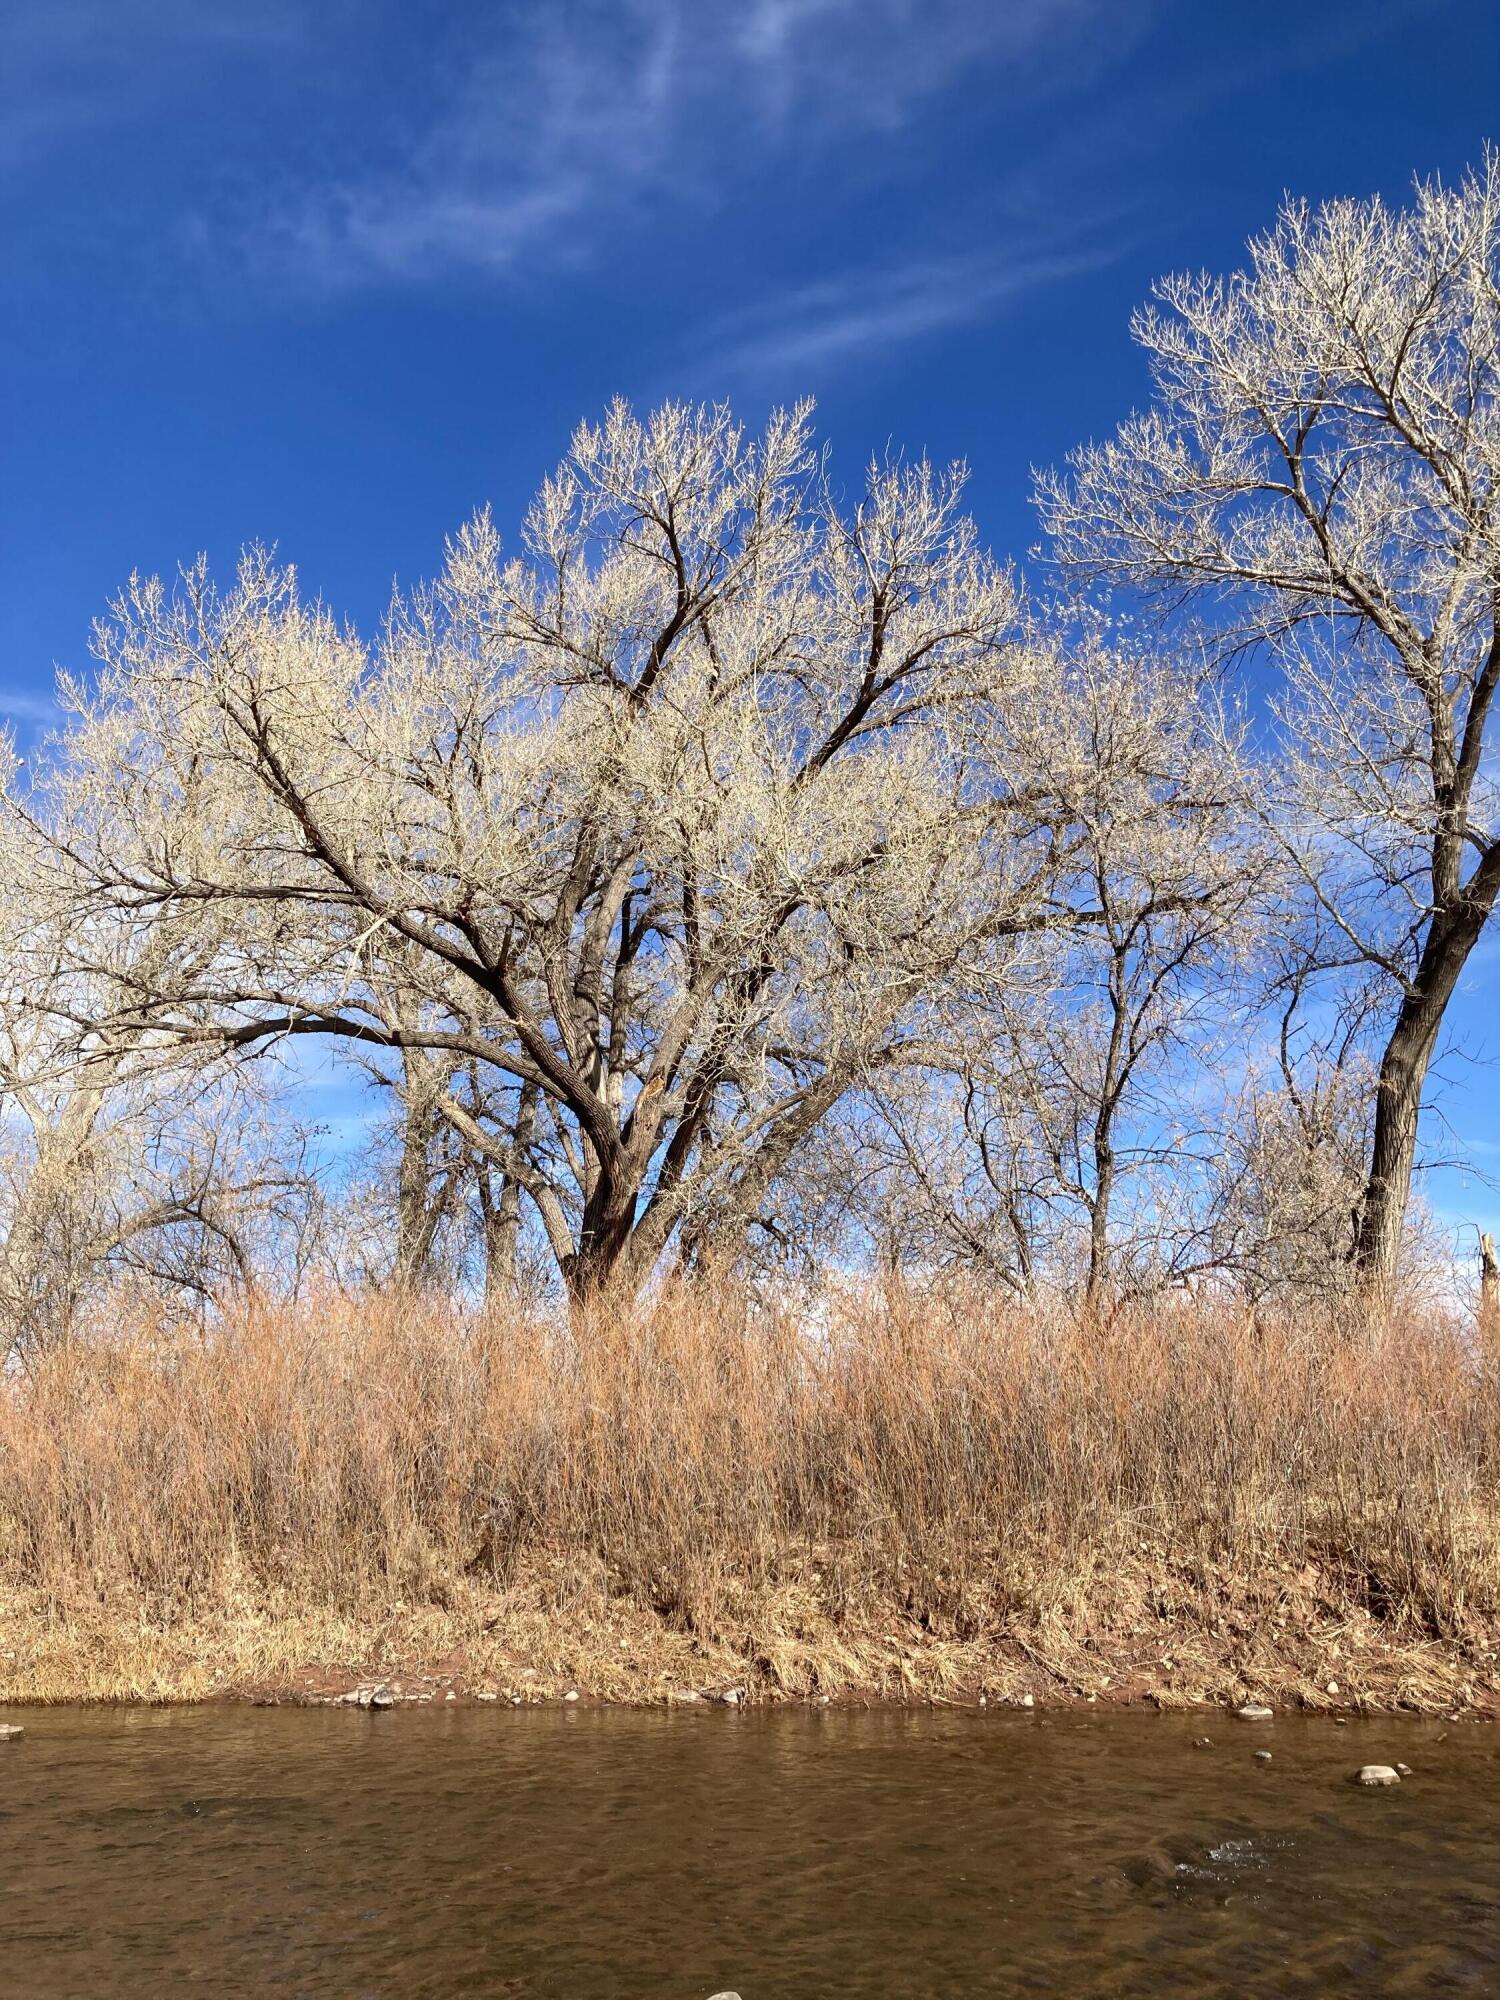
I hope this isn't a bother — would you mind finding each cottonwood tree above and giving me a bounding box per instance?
[832,637,1260,1301]
[989,638,1259,1301]
[1198,943,1379,1301]
[345,1042,547,1300]
[806,1042,1055,1290]
[1039,157,1500,1293]
[0,866,321,1355]
[1206,1059,1373,1305]
[25,401,1076,1300]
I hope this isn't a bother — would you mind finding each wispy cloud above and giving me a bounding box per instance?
[0,690,62,727]
[238,0,1149,292]
[686,240,1127,384]
[2,1,304,170]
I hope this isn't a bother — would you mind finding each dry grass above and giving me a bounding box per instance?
[3,1279,1500,1710]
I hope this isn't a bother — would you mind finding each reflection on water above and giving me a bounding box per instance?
[0,1703,1495,1996]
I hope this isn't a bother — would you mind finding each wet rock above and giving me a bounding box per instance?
[717,1687,746,1706]
[1236,1704,1274,1720]
[1354,1764,1401,1786]
[0,1724,23,1740]
[1121,1847,1180,1889]
[706,1992,744,1999]
[1395,1762,1413,1777]
[368,1687,397,1711]
[563,1690,580,1703]
[1254,1749,1273,1762]
[1193,1736,1212,1748]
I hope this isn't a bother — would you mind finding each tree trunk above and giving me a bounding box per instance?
[1479,1231,1499,1351]
[1085,1143,1114,1309]
[1353,908,1489,1290]
[565,1183,641,1304]
[475,1081,539,1305]
[478,1167,523,1303]
[395,1087,450,1289]
[1084,961,1128,1311]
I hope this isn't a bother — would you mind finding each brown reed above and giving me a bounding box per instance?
[2,1278,1497,1705]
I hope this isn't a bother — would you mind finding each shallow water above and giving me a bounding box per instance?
[0,1704,1495,1997]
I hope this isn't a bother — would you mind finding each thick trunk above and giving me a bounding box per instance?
[395,1091,448,1288]
[1353,909,1488,1289]
[479,1170,523,1303]
[564,1183,641,1304]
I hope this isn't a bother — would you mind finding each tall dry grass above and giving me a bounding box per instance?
[3,1280,1499,1690]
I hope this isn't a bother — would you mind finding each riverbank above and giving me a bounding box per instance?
[3,1283,1498,1712]
[5,1549,1498,1713]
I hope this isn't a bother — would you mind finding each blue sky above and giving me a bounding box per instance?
[2,0,1497,1249]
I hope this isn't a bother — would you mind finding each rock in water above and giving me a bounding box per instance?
[706,1992,745,1999]
[1236,1704,1274,1720]
[368,1687,396,1710]
[1354,1764,1401,1786]
[0,1724,23,1740]
[1254,1749,1273,1762]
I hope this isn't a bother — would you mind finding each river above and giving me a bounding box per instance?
[0,1704,1494,1996]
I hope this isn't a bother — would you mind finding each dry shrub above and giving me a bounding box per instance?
[1,1279,1497,1659]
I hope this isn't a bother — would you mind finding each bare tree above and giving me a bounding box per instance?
[814,1053,1052,1291]
[24,400,1080,1301]
[345,1042,549,1299]
[833,637,1259,1301]
[997,638,1260,1302]
[1202,987,1376,1304]
[1039,157,1500,1294]
[0,896,322,1355]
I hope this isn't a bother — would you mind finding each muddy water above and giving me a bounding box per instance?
[0,1705,1496,1997]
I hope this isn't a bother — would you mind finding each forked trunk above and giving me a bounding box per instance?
[564,1184,642,1306]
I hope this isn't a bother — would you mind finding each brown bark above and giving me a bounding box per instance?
[563,1181,642,1303]
[1353,902,1493,1290]
[1480,1231,1499,1350]
[1086,1141,1115,1307]
[394,1083,454,1289]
